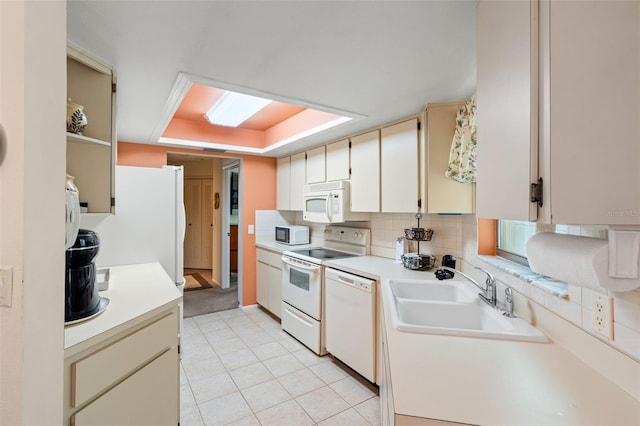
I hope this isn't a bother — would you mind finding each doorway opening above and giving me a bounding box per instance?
[167,153,242,317]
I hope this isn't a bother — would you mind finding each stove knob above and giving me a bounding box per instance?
[354,232,361,240]
[324,228,332,236]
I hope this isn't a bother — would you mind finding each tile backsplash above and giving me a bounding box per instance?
[461,214,640,363]
[256,210,640,373]
[255,210,465,263]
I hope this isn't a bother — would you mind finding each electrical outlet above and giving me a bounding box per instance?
[591,294,614,340]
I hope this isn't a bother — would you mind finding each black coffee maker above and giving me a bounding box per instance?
[65,229,102,323]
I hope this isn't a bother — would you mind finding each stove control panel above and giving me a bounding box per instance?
[324,226,370,246]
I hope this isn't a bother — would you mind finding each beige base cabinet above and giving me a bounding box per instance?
[66,42,116,214]
[381,118,420,213]
[424,102,475,214]
[477,0,640,225]
[256,248,282,318]
[64,307,180,425]
[380,308,467,426]
[276,153,305,211]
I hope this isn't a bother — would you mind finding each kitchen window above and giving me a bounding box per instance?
[497,220,607,266]
[497,220,537,265]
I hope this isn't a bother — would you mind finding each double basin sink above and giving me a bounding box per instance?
[387,279,548,343]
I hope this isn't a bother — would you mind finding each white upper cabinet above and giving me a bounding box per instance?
[424,102,475,214]
[276,156,290,210]
[381,118,420,213]
[477,0,640,225]
[350,130,380,212]
[326,139,350,182]
[540,0,639,225]
[66,42,116,214]
[289,152,306,211]
[276,153,305,211]
[476,0,538,221]
[306,146,326,184]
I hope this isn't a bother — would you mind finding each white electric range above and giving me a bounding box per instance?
[281,226,370,355]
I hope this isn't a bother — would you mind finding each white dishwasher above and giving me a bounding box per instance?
[324,267,376,382]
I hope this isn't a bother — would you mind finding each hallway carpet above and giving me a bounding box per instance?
[183,272,239,318]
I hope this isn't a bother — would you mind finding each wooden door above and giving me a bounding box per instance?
[201,179,213,269]
[229,225,238,273]
[184,178,213,269]
[184,179,202,268]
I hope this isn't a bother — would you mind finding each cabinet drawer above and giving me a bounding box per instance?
[267,251,283,268]
[256,248,270,263]
[71,311,178,408]
[72,346,179,426]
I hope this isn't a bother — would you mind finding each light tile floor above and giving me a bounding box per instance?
[180,307,381,426]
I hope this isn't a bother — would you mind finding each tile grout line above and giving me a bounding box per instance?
[182,308,379,425]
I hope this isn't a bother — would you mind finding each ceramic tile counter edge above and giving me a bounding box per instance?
[64,262,182,356]
[324,256,640,425]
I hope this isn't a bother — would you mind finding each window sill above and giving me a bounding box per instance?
[477,255,570,301]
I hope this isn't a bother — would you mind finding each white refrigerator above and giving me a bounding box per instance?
[80,165,186,288]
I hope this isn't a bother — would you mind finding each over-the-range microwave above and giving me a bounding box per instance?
[302,181,369,223]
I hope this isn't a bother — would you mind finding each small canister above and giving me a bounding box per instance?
[442,255,457,269]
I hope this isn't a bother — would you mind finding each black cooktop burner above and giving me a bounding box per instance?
[287,248,357,261]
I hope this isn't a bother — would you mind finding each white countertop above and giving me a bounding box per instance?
[324,256,640,425]
[64,262,182,355]
[255,240,317,253]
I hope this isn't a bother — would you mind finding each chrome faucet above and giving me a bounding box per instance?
[439,266,497,308]
[504,287,515,317]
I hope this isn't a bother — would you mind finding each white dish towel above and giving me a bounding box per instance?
[526,232,640,292]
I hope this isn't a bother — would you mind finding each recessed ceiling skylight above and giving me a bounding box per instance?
[204,91,272,127]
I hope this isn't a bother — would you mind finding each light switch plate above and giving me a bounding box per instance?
[248,224,255,235]
[0,267,13,307]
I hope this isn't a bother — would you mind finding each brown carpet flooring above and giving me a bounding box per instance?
[183,270,239,318]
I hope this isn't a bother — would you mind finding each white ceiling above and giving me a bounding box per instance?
[67,0,477,157]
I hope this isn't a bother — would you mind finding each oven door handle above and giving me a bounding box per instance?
[281,257,321,272]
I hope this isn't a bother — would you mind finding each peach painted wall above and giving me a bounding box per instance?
[164,117,265,148]
[265,109,341,145]
[117,142,276,306]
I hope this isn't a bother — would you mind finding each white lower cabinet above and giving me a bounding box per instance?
[64,307,179,425]
[380,305,466,426]
[256,247,283,318]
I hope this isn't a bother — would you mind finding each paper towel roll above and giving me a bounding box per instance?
[526,233,640,292]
